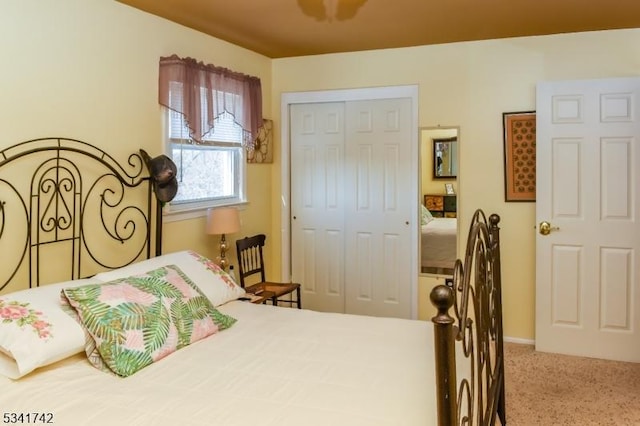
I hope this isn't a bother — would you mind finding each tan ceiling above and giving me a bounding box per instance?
[117,0,640,58]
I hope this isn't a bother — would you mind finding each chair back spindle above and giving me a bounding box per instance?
[236,234,268,287]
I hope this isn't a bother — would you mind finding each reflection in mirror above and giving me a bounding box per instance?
[420,127,459,277]
[433,137,458,178]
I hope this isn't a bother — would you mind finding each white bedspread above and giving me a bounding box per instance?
[421,218,457,270]
[1,302,436,426]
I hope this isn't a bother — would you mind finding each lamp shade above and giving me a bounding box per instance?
[206,207,241,235]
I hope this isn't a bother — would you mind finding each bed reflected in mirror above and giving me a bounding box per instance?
[420,126,459,277]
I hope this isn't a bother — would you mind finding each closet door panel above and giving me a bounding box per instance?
[344,98,413,318]
[291,102,346,313]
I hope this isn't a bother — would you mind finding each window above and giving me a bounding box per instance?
[158,54,263,216]
[165,107,246,213]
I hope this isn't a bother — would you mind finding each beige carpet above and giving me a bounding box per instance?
[503,342,640,426]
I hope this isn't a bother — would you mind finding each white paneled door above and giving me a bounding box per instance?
[290,98,413,319]
[290,102,347,314]
[536,77,640,362]
[343,99,413,318]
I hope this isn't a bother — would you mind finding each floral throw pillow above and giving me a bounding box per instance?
[61,265,236,377]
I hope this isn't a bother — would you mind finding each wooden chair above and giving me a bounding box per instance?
[235,234,301,309]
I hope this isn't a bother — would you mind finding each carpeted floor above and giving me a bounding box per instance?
[503,342,640,426]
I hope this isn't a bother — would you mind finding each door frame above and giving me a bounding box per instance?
[280,85,420,318]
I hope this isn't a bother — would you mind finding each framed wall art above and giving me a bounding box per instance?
[247,119,273,163]
[503,111,536,202]
[444,183,455,195]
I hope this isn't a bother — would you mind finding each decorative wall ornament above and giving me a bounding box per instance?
[503,111,536,201]
[247,119,273,164]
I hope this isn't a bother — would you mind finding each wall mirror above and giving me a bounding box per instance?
[420,126,459,277]
[433,137,458,178]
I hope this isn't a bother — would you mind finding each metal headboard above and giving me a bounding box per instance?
[0,137,161,293]
[431,210,506,425]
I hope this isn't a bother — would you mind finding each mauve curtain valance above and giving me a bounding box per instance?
[158,54,263,145]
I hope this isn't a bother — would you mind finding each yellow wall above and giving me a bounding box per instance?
[271,29,640,339]
[0,0,273,277]
[4,1,640,340]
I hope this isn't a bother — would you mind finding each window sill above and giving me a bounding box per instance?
[162,201,247,223]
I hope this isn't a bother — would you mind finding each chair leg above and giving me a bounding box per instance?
[296,286,301,309]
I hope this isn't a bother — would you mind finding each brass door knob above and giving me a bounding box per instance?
[539,221,560,235]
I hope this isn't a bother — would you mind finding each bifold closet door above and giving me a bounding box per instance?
[290,98,413,319]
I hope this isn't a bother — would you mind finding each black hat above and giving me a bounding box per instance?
[140,150,178,203]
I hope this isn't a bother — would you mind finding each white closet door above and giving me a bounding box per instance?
[290,102,346,313]
[290,98,413,319]
[344,98,413,318]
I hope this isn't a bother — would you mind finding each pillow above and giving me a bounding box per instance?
[93,250,245,307]
[421,204,434,226]
[0,278,103,379]
[61,264,236,377]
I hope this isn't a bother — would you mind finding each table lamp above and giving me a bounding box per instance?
[206,207,240,270]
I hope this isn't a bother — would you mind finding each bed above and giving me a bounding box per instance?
[0,138,505,426]
[421,217,457,275]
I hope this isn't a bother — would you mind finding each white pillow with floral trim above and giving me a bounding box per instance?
[93,251,245,307]
[0,278,103,379]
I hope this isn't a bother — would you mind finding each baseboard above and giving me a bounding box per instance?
[504,336,535,345]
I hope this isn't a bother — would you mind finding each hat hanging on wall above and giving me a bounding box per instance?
[139,149,178,203]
